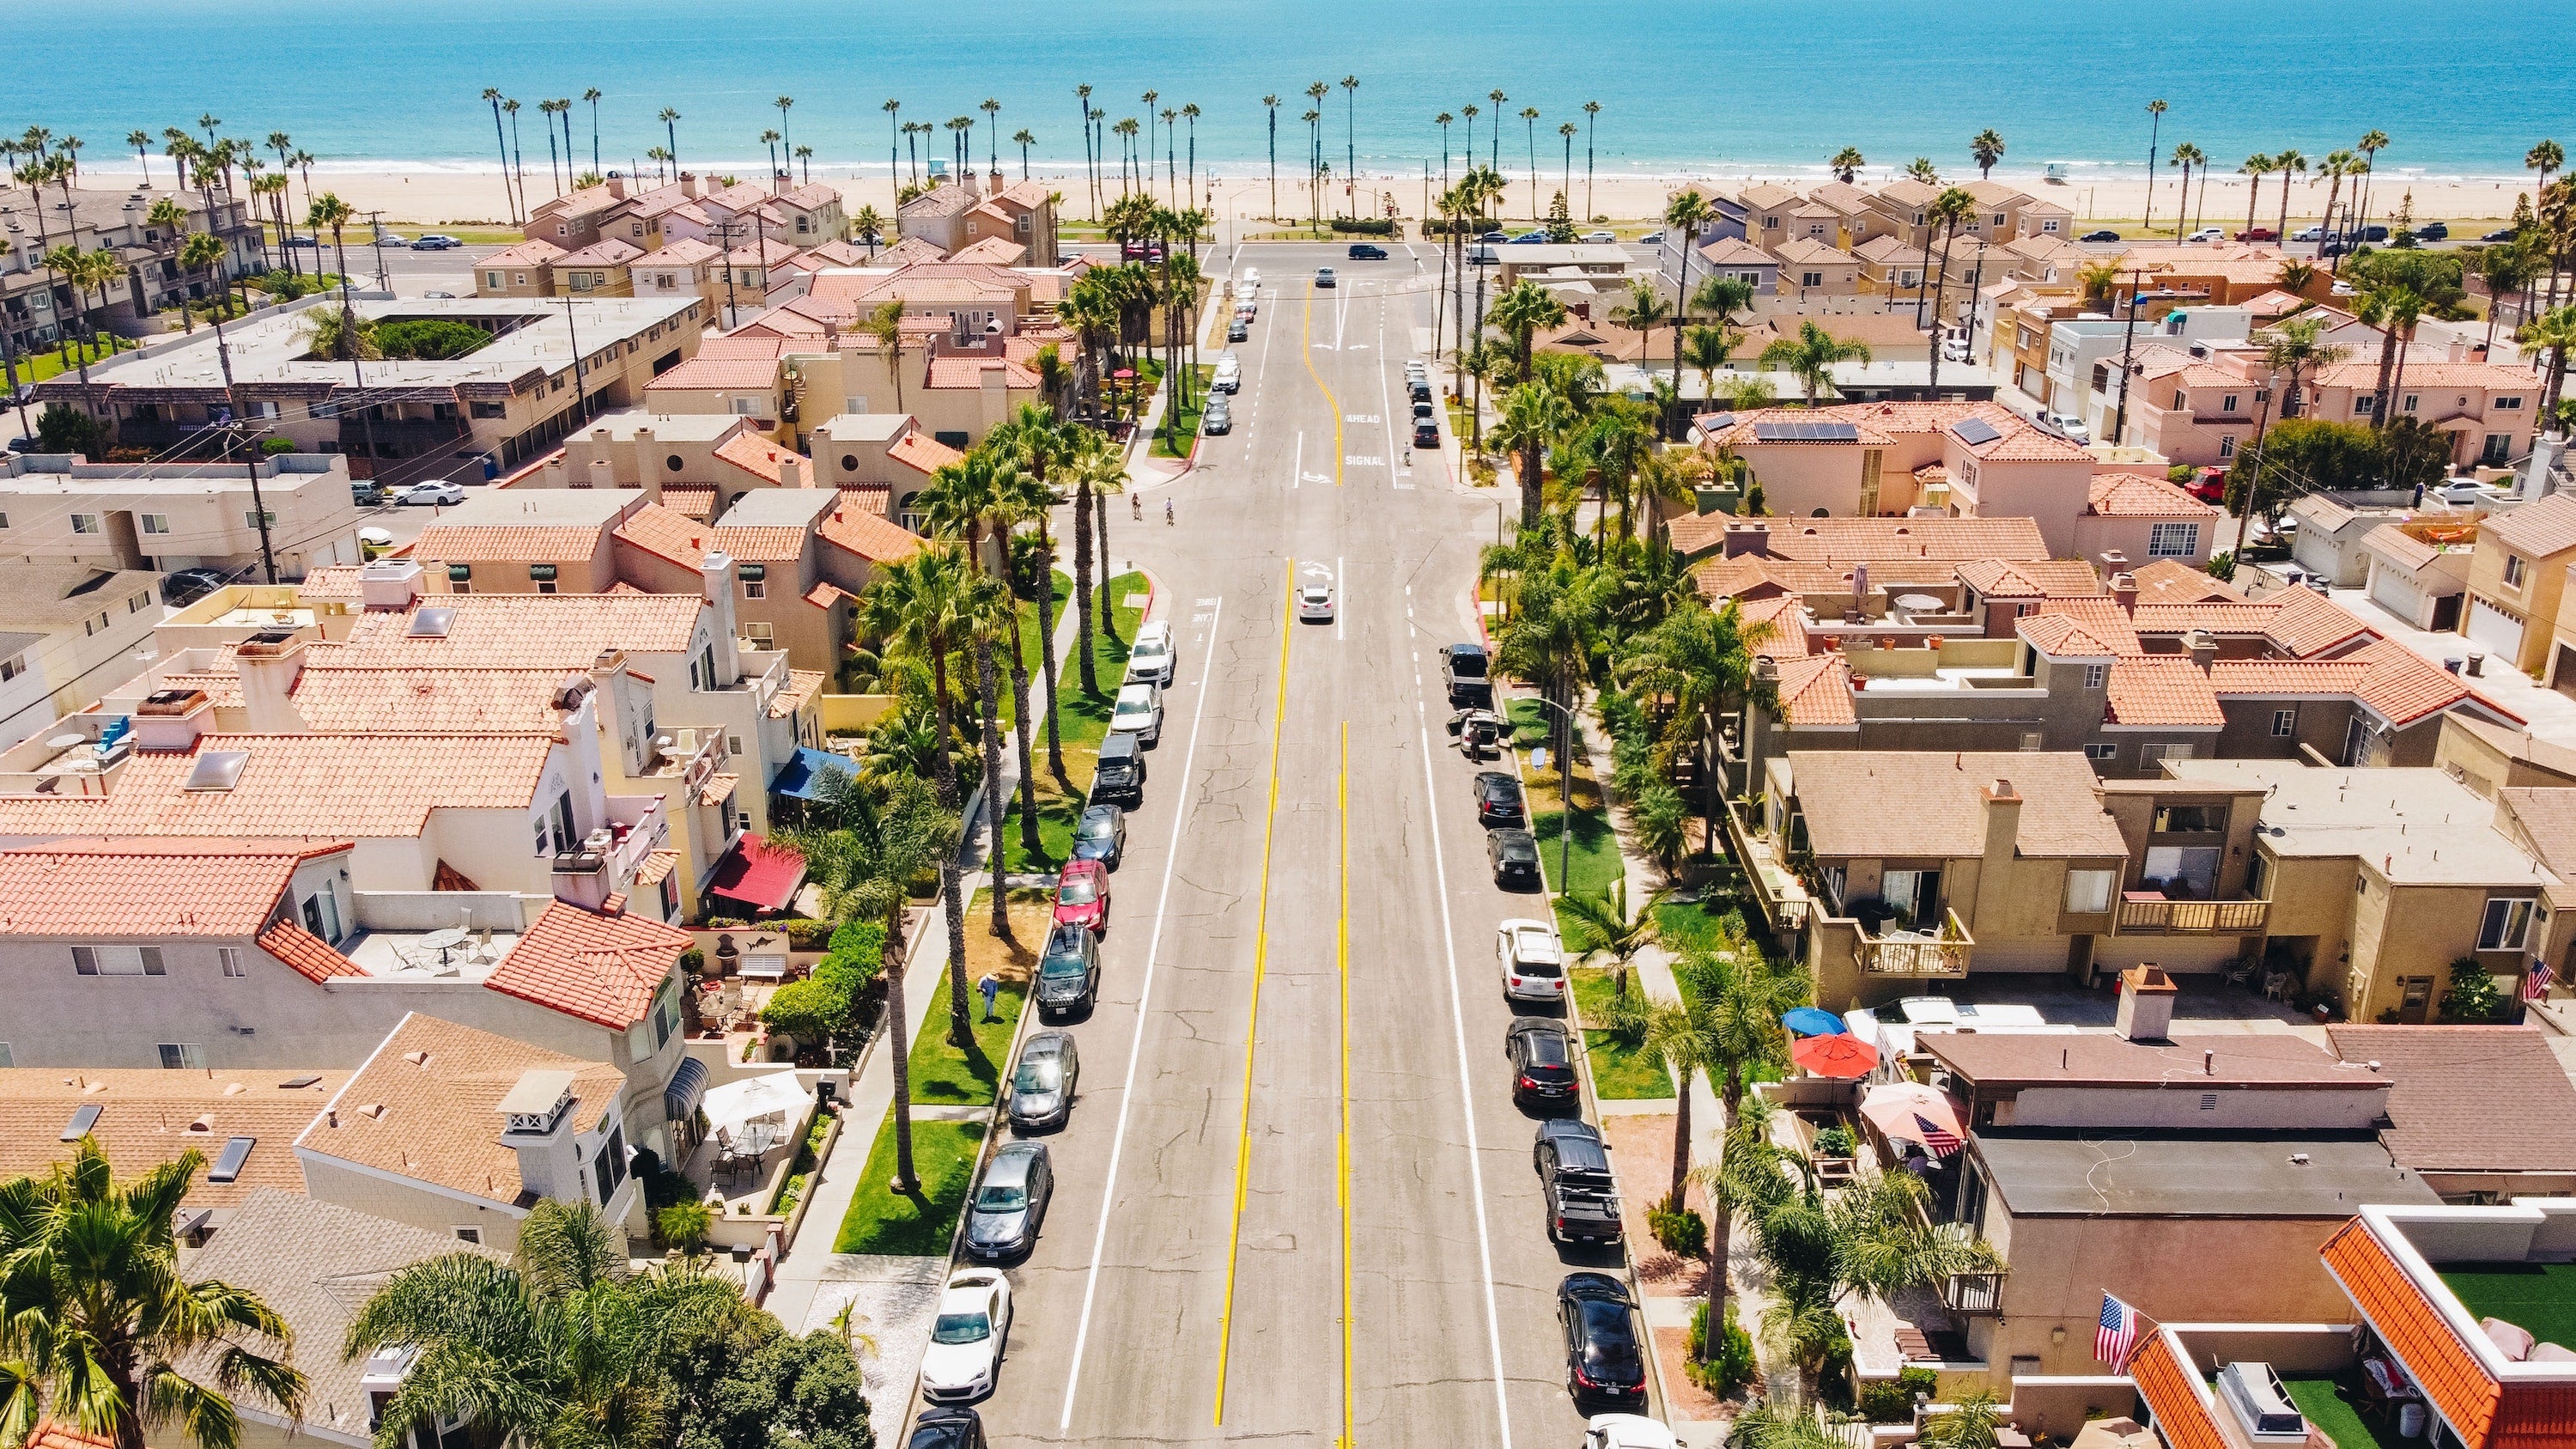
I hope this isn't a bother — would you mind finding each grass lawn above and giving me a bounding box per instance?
[1570,966,1673,1099]
[905,890,1048,1105]
[2282,1376,2412,1449]
[2440,1262,2576,1348]
[830,1116,987,1255]
[21,335,134,383]
[1150,364,1217,459]
[996,571,1145,873]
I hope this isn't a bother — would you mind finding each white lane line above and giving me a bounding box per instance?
[1337,555,1346,643]
[1413,710,1516,1449]
[1057,594,1227,1433]
[1376,299,1402,478]
[1292,431,1303,491]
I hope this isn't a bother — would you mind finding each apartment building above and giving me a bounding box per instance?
[895,174,1059,266]
[410,487,646,596]
[2,180,262,351]
[2466,493,2576,679]
[1769,238,1862,302]
[550,238,642,297]
[0,450,363,576]
[0,561,168,749]
[476,239,568,297]
[610,490,920,674]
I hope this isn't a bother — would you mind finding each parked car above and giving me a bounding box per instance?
[1109,681,1163,745]
[1211,358,1242,393]
[397,480,465,505]
[920,1269,1013,1402]
[2358,224,2391,242]
[1054,858,1112,935]
[1509,230,1546,244]
[1092,731,1145,805]
[963,1142,1054,1260]
[2079,228,2122,243]
[2187,467,2228,504]
[357,526,395,549]
[2185,227,2225,242]
[1408,379,1433,403]
[1558,1274,1647,1407]
[160,566,234,606]
[1488,829,1542,889]
[1497,917,1567,1002]
[1234,301,1258,320]
[2292,225,2327,242]
[1507,1018,1581,1110]
[1536,1119,1623,1245]
[1127,618,1176,685]
[2041,411,2091,444]
[2236,226,2278,242]
[2483,227,2523,242]
[1583,1415,1680,1449]
[1008,1032,1080,1132]
[1297,581,1335,622]
[421,289,457,299]
[2415,222,2449,241]
[283,235,319,248]
[2433,479,2508,506]
[1580,230,1617,244]
[1473,770,1525,826]
[373,231,409,246]
[1201,401,1231,435]
[908,1406,987,1449]
[1034,922,1102,1020]
[1227,319,1249,342]
[2318,240,2351,259]
[410,234,462,250]
[1239,266,1261,290]
[1636,230,1663,245]
[1070,803,1127,868]
[1346,242,1388,260]
[350,481,386,507]
[1442,642,1492,705]
[1941,338,1969,362]
[1477,229,1509,244]
[1121,240,1166,263]
[1413,419,1440,450]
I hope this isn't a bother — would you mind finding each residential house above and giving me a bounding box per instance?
[1803,180,1874,247]
[763,182,849,248]
[1859,179,1944,250]
[810,412,964,521]
[0,1067,346,1226]
[2075,472,2217,568]
[2168,758,2573,1024]
[1694,402,2094,550]
[1735,182,1805,243]
[2360,516,2476,630]
[2290,495,2415,588]
[0,560,172,749]
[895,174,1059,267]
[411,487,647,596]
[627,238,721,307]
[477,239,568,298]
[2467,492,2576,679]
[550,239,641,297]
[1853,235,1929,296]
[612,490,919,675]
[643,350,789,433]
[2323,1025,2576,1200]
[1654,185,1747,293]
[1769,238,1862,302]
[0,450,364,576]
[2049,307,2257,443]
[2437,715,2576,797]
[1688,236,1779,296]
[1735,314,1935,368]
[538,410,773,512]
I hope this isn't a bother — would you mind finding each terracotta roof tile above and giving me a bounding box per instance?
[805,580,849,608]
[696,333,791,360]
[2265,588,2379,657]
[258,918,368,983]
[2087,472,2213,518]
[1771,654,1856,726]
[483,899,692,1029]
[0,735,557,839]
[483,239,568,269]
[268,668,575,734]
[2206,641,2520,728]
[634,848,680,886]
[1692,553,1793,602]
[556,238,642,268]
[1761,513,2052,563]
[2105,658,2225,727]
[2324,1219,2510,1445]
[1955,557,2103,598]
[950,236,1029,265]
[634,238,720,268]
[2020,602,2142,657]
[645,356,781,393]
[927,356,1038,390]
[660,484,716,519]
[415,523,611,562]
[771,668,824,719]
[709,525,810,562]
[613,502,717,569]
[1735,593,1814,657]
[696,771,739,806]
[2130,557,2242,603]
[876,235,947,265]
[297,1014,623,1205]
[0,838,345,936]
[2314,360,2536,393]
[817,501,924,564]
[0,1070,343,1209]
[337,594,705,666]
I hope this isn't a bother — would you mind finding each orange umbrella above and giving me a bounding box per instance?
[1789,1033,1880,1079]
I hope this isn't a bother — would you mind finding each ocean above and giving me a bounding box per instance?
[14,0,2576,180]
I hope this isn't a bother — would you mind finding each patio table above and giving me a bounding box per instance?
[418,928,470,964]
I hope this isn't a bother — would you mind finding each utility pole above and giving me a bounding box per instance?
[208,320,276,582]
[365,210,389,292]
[2110,269,2146,445]
[560,295,591,428]
[1470,255,1490,453]
[0,319,28,442]
[713,219,745,328]
[2231,383,2279,565]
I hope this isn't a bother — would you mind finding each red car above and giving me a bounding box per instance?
[2236,226,2278,242]
[2188,467,2228,504]
[1053,859,1111,934]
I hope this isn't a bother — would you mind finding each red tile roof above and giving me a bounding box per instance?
[2207,640,2523,728]
[483,899,692,1029]
[1772,654,1856,726]
[415,523,611,562]
[1955,558,2105,598]
[645,356,781,393]
[660,484,716,519]
[2127,1331,2227,1449]
[613,502,719,569]
[927,356,1038,390]
[2324,1218,2508,1445]
[556,238,642,268]
[0,838,345,936]
[2106,658,2226,727]
[713,431,800,484]
[2131,557,2243,603]
[0,736,558,839]
[337,594,705,666]
[2087,472,2214,518]
[257,918,368,983]
[2032,596,2147,654]
[2266,588,2379,657]
[818,501,924,564]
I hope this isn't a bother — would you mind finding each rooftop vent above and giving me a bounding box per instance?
[137,688,210,717]
[184,750,250,792]
[277,1075,322,1089]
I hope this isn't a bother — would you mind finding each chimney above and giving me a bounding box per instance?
[543,455,569,487]
[1722,521,1771,559]
[1852,561,1871,615]
[987,166,1004,198]
[586,457,614,490]
[2185,627,2218,674]
[780,454,806,489]
[2111,571,2139,615]
[1979,778,2022,862]
[127,689,214,751]
[359,559,423,611]
[605,177,628,200]
[700,548,743,679]
[234,631,309,734]
[2098,549,2129,581]
[494,1068,583,1202]
[551,837,614,910]
[2116,964,2179,1042]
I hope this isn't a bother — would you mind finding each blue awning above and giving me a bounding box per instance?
[664,1055,709,1123]
[770,746,854,802]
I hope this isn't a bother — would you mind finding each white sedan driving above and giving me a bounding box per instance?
[920,1268,1012,1403]
[1297,583,1335,622]
[1497,917,1568,1002]
[397,481,465,506]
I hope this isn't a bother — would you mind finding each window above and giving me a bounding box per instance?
[2042,218,2060,233]
[2248,851,2271,900]
[71,514,99,534]
[141,514,170,534]
[2084,742,2117,761]
[2480,897,2537,952]
[2148,522,2200,558]
[74,945,167,977]
[2400,977,2433,1009]
[244,509,276,529]
[159,1043,205,1070]
[454,1227,483,1245]
[730,397,758,416]
[2139,742,2195,767]
[592,1123,627,1205]
[1801,271,1823,289]
[2506,554,2528,588]
[301,888,342,944]
[2218,435,2236,460]
[2496,395,2524,411]
[486,271,503,289]
[2065,868,2116,914]
[744,621,775,646]
[471,401,506,419]
[740,575,766,600]
[0,1044,11,1068]
[2403,393,2420,414]
[2172,391,2187,411]
[2145,845,2221,896]
[2153,803,2225,833]
[2083,662,2107,690]
[726,734,744,756]
[2221,393,2239,414]
[0,654,21,682]
[218,947,246,977]
[2271,708,2298,737]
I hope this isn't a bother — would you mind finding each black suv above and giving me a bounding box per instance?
[1092,731,1146,806]
[1535,1119,1623,1245]
[1557,1274,1646,1406]
[1506,1018,1580,1110]
[1488,829,1542,889]
[1414,418,1440,449]
[1441,643,1491,705]
[1473,770,1525,826]
[909,1406,987,1449]
[1034,924,1102,1020]
[1346,242,1388,259]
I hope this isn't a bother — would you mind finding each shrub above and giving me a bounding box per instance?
[1633,785,1692,874]
[705,916,750,929]
[629,1148,700,1211]
[679,947,705,974]
[817,919,888,993]
[1328,216,1397,236]
[2167,463,2197,484]
[34,403,107,459]
[1686,1300,1758,1397]
[375,318,493,361]
[1649,1204,1707,1257]
[1857,1367,1941,1422]
[761,977,848,1048]
[259,436,296,454]
[655,1199,714,1251]
[770,916,835,950]
[2440,959,2507,1022]
[1814,1123,1857,1157]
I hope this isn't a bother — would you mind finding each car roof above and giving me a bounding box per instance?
[1538,1117,1603,1148]
[1500,917,1555,935]
[1061,858,1107,880]
[1115,682,1155,701]
[1446,642,1485,656]
[1023,1030,1072,1056]
[1098,731,1139,758]
[1476,770,1516,785]
[1135,619,1172,642]
[1510,1016,1569,1045]
[1044,922,1091,952]
[1560,1271,1632,1304]
[1494,831,1537,851]
[1079,803,1120,824]
[984,1142,1042,1183]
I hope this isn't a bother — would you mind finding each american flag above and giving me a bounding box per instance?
[2096,1293,2139,1367]
[2528,959,2557,1002]
[1914,1113,1964,1158]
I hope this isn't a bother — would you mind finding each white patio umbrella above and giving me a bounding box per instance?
[701,1071,808,1135]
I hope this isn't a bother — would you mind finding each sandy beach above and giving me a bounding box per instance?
[76,162,2537,235]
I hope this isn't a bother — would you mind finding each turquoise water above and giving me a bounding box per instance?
[14,0,2575,176]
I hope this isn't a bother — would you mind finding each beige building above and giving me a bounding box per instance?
[0,561,173,750]
[2,180,264,350]
[550,238,642,297]
[895,174,1059,266]
[1769,238,1862,301]
[0,450,364,576]
[2467,492,2576,679]
[477,239,568,297]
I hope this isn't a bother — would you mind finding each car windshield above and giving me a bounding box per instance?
[1042,946,1088,977]
[973,1184,1027,1213]
[1014,1058,1062,1093]
[931,1312,991,1344]
[1451,654,1487,678]
[1059,878,1099,904]
[1525,1032,1571,1068]
[1078,815,1114,839]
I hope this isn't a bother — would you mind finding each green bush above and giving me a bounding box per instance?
[375,318,493,361]
[772,916,835,950]
[1858,1367,1941,1422]
[761,977,848,1048]
[655,1199,713,1251]
[1329,216,1397,236]
[1814,1123,1857,1157]
[34,403,107,459]
[259,436,296,454]
[2440,959,2507,1022]
[679,947,705,974]
[1686,1300,1759,1398]
[818,919,888,992]
[1649,1204,1707,1257]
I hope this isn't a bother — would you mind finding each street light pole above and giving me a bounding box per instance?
[1523,693,1579,895]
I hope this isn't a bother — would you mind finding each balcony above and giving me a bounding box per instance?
[1859,909,1974,977]
[2113,894,2270,935]
[1941,1270,2004,1316]
[1720,794,1810,935]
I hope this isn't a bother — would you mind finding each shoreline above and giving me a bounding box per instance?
[83,158,2539,233]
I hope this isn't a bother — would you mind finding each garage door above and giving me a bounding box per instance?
[1971,939,2075,974]
[2370,569,2425,624]
[2468,598,2525,660]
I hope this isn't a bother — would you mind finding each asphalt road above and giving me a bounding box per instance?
[941,240,1645,1449]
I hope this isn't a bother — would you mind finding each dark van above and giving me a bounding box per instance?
[1093,730,1146,806]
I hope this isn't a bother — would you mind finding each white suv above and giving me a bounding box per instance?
[1212,355,1242,393]
[1127,620,1176,686]
[1497,918,1567,1002]
[1109,682,1163,745]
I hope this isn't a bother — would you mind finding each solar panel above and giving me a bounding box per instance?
[408,606,457,638]
[208,1135,256,1184]
[1754,419,1859,443]
[1951,417,2003,447]
[61,1103,100,1142]
[184,750,250,793]
[1813,422,1858,441]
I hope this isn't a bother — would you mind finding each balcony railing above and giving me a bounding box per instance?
[1860,909,1974,977]
[1942,1271,2005,1316]
[2114,896,2270,935]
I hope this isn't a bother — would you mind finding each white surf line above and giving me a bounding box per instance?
[1057,593,1227,1434]
[1406,596,1517,1449]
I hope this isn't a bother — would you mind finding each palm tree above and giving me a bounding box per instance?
[147,196,191,323]
[1968,128,2005,180]
[883,98,902,192]
[2169,143,2206,237]
[1607,277,1672,361]
[503,98,527,210]
[1663,188,1712,399]
[2518,304,2576,428]
[918,451,1040,922]
[994,405,1074,786]
[859,297,908,414]
[858,545,982,1047]
[1519,107,1541,220]
[1487,278,1566,385]
[42,245,119,387]
[483,89,518,221]
[2352,130,2391,252]
[1558,122,1578,215]
[2272,149,2308,238]
[2241,153,2274,237]
[1582,101,1602,219]
[2315,149,2357,247]
[760,129,781,188]
[1078,430,1127,651]
[1012,129,1036,180]
[2278,259,2318,296]
[1558,880,1659,997]
[538,99,565,195]
[1759,320,1870,406]
[582,88,603,175]
[127,128,153,186]
[0,1136,307,1449]
[1829,147,1865,184]
[659,107,681,175]
[2357,284,2426,425]
[1340,77,1360,211]
[2530,141,2565,223]
[1923,186,1977,388]
[1628,597,1771,850]
[1904,156,1938,184]
[1680,326,1735,414]
[1494,381,1575,526]
[1486,89,1509,168]
[1918,1391,2008,1449]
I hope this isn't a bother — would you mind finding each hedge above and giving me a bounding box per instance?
[1329,217,1397,236]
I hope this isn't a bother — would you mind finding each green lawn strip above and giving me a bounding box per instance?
[830,1116,987,1255]
[1534,807,1623,899]
[21,336,136,384]
[995,572,1145,873]
[1151,365,1216,459]
[905,975,1027,1105]
[2282,1376,2411,1449]
[2439,1262,2576,1348]
[1570,965,1674,1099]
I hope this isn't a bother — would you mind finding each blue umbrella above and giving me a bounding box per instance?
[1782,1008,1848,1038]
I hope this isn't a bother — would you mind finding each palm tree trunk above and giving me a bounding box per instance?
[978,639,1011,937]
[2373,327,2401,425]
[1072,482,1098,694]
[1702,703,1723,855]
[1028,522,1069,782]
[941,847,974,1046]
[883,917,917,1188]
[1096,490,1118,646]
[1667,1063,1694,1212]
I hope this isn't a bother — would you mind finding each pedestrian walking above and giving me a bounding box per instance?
[977,971,1000,1022]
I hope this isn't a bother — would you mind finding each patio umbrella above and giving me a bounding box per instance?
[1789,1033,1879,1079]
[1861,1081,1967,1156]
[1782,1007,1848,1038]
[701,1071,808,1134]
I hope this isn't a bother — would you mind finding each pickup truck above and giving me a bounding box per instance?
[1535,1119,1623,1246]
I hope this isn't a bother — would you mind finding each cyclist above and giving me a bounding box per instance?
[1131,493,1141,521]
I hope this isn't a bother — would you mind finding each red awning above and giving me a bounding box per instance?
[707,833,805,913]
